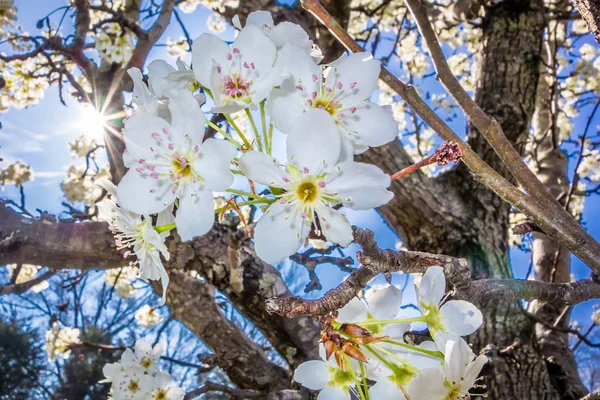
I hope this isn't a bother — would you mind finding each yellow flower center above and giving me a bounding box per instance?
[128,380,140,392]
[296,180,319,204]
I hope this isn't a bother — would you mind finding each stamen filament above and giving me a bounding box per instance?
[245,108,263,152]
[154,223,176,234]
[206,119,243,149]
[224,114,252,149]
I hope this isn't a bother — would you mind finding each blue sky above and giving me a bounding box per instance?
[1,0,598,380]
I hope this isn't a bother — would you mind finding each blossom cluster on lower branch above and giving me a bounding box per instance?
[102,339,184,400]
[293,266,487,400]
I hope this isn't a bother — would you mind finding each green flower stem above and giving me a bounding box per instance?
[245,109,263,152]
[344,354,367,400]
[267,123,274,155]
[363,344,397,370]
[154,223,176,234]
[226,189,262,200]
[353,317,424,327]
[260,100,268,153]
[369,344,420,374]
[214,198,273,214]
[206,119,243,149]
[224,114,252,149]
[231,169,244,176]
[359,361,370,400]
[381,339,443,359]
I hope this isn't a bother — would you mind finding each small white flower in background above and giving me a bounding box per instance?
[6,263,49,292]
[415,266,483,351]
[294,359,353,400]
[116,91,237,241]
[239,109,393,264]
[45,322,81,361]
[232,10,312,52]
[267,45,397,155]
[592,309,600,325]
[112,366,153,400]
[121,339,165,374]
[166,36,190,59]
[96,178,171,303]
[192,24,286,113]
[149,372,185,400]
[135,305,163,327]
[104,267,138,299]
[102,339,184,400]
[0,160,33,186]
[406,337,487,400]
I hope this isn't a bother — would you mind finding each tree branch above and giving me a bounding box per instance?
[266,227,600,317]
[0,270,55,296]
[573,0,600,44]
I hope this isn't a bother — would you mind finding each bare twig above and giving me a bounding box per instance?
[290,245,354,292]
[0,270,56,296]
[184,382,261,400]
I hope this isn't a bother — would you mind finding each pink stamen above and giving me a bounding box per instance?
[303,167,309,174]
[115,240,123,247]
[350,106,357,113]
[233,48,240,54]
[312,74,318,82]
[151,132,159,139]
[311,92,317,99]
[307,100,313,106]
[168,143,175,150]
[135,167,144,173]
[194,145,200,152]
[123,251,132,258]
[250,62,255,69]
[318,181,326,188]
[151,172,159,179]
[350,82,357,89]
[244,62,250,69]
[180,157,188,167]
[150,188,157,193]
[283,177,289,182]
[279,198,287,204]
[138,159,145,164]
[296,85,303,91]
[300,211,308,218]
[227,53,232,61]
[109,225,117,232]
[147,164,155,171]
[325,87,332,93]
[171,186,177,194]
[162,127,169,135]
[336,82,343,90]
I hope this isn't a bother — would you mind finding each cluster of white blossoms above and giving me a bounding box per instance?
[0,55,52,112]
[135,304,164,327]
[294,267,487,399]
[6,263,49,292]
[86,0,136,64]
[102,339,184,400]
[0,160,34,186]
[96,10,399,298]
[103,266,138,299]
[45,322,81,361]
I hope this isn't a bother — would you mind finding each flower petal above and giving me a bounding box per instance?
[418,266,446,307]
[234,24,276,77]
[194,138,237,191]
[117,169,176,215]
[287,109,341,173]
[266,88,306,134]
[122,112,171,165]
[269,22,312,51]
[238,150,288,188]
[176,187,214,241]
[294,360,329,390]
[444,337,472,384]
[463,355,488,389]
[254,200,310,264]
[128,68,157,114]
[168,91,206,150]
[246,10,274,28]
[315,205,352,247]
[192,33,230,87]
[274,42,320,93]
[440,300,483,336]
[365,285,402,320]
[339,102,398,149]
[368,379,407,400]
[147,59,176,99]
[405,369,447,400]
[317,387,351,400]
[336,297,368,323]
[325,52,379,99]
[326,161,393,210]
